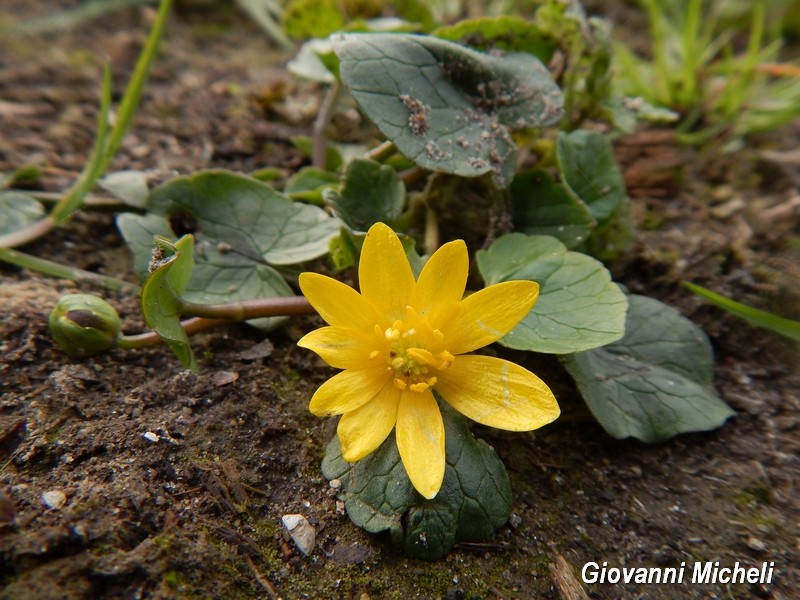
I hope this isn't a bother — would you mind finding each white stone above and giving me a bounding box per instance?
[42,490,67,510]
[281,513,315,555]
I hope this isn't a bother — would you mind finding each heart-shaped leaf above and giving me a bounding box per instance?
[560,294,734,442]
[510,168,595,248]
[119,169,333,332]
[98,170,149,209]
[146,170,339,266]
[433,15,556,62]
[322,399,512,560]
[556,129,625,223]
[117,212,294,332]
[117,213,175,279]
[477,233,627,353]
[287,38,338,83]
[332,33,563,187]
[284,166,340,205]
[324,158,405,232]
[0,191,44,236]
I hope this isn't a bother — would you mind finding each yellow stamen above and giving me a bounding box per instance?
[436,351,455,370]
[406,347,438,367]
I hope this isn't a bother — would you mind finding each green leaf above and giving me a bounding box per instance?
[120,169,334,332]
[284,166,340,205]
[281,0,344,40]
[322,400,512,560]
[433,15,556,63]
[328,227,363,271]
[332,33,563,187]
[287,38,338,83]
[250,167,284,183]
[0,191,45,236]
[561,294,735,442]
[394,0,436,32]
[510,168,595,249]
[0,165,41,189]
[98,170,149,209]
[477,233,627,354]
[140,235,196,371]
[324,158,405,232]
[684,281,800,342]
[532,2,615,128]
[556,129,625,223]
[117,212,294,331]
[116,213,175,279]
[146,170,339,265]
[291,136,343,171]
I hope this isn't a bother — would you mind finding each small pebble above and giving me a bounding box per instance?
[282,513,315,555]
[211,371,238,387]
[238,339,274,361]
[41,490,67,510]
[747,536,767,552]
[143,431,159,443]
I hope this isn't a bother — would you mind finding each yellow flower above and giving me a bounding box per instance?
[298,223,560,499]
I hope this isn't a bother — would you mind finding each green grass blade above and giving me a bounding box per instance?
[684,281,800,342]
[49,66,113,224]
[0,247,140,291]
[4,0,173,241]
[97,0,174,174]
[2,0,157,36]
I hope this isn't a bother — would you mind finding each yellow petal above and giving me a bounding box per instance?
[309,367,390,416]
[442,280,539,355]
[297,326,379,370]
[395,389,445,499]
[338,380,401,462]
[299,272,381,331]
[436,354,559,431]
[358,222,415,319]
[411,239,468,327]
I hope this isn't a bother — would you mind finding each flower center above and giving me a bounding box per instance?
[370,307,454,393]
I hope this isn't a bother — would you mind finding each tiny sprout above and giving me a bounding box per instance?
[48,294,122,358]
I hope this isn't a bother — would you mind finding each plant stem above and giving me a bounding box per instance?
[312,80,341,169]
[117,296,317,349]
[423,205,439,256]
[17,190,141,212]
[117,317,231,349]
[399,166,428,187]
[365,140,398,163]
[0,217,56,249]
[181,296,315,321]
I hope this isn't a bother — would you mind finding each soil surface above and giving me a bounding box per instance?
[1,2,799,599]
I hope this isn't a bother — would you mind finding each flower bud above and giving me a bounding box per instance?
[48,294,122,358]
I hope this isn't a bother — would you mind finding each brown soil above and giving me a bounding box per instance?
[1,2,799,599]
